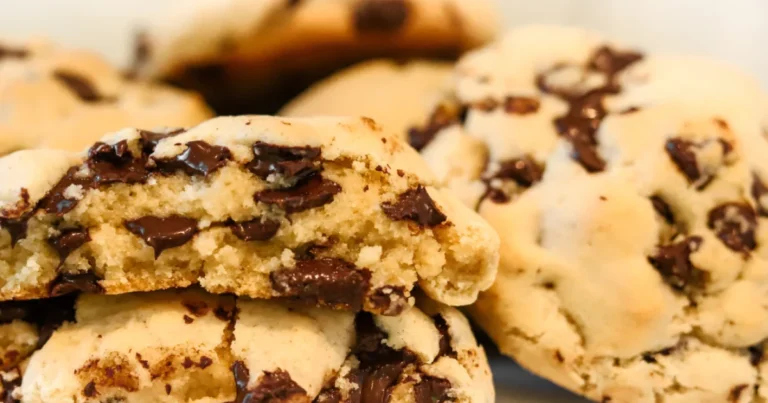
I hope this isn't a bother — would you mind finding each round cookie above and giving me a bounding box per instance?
[0,39,212,156]
[0,115,499,315]
[130,0,498,114]
[16,288,494,402]
[281,59,453,137]
[408,25,768,401]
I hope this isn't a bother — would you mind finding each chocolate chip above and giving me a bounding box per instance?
[87,141,149,185]
[504,96,540,115]
[587,46,644,76]
[231,361,307,403]
[199,356,212,369]
[648,236,705,290]
[135,353,149,370]
[124,216,198,258]
[368,286,409,316]
[752,174,768,216]
[214,304,236,322]
[0,215,31,248]
[665,138,700,183]
[362,363,405,403]
[49,272,104,297]
[47,228,90,265]
[155,141,232,177]
[229,217,281,242]
[254,175,342,214]
[353,0,410,33]
[0,46,28,59]
[651,196,675,225]
[83,381,98,398]
[165,384,172,395]
[433,315,456,358]
[381,186,447,227]
[182,300,209,317]
[39,167,93,215]
[729,384,748,402]
[414,376,452,403]
[53,70,114,103]
[408,102,467,151]
[138,129,185,155]
[183,315,194,324]
[271,258,371,311]
[490,156,544,188]
[707,203,757,254]
[749,345,763,366]
[0,302,29,325]
[247,142,321,181]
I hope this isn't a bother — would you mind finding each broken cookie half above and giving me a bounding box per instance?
[0,115,498,315]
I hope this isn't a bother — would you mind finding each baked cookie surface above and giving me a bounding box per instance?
[131,0,498,113]
[0,39,211,156]
[410,25,768,402]
[0,115,498,315]
[281,59,453,138]
[14,289,494,403]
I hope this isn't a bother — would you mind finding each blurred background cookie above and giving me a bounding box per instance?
[281,59,453,138]
[0,39,211,156]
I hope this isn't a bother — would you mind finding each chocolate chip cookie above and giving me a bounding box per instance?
[130,0,498,114]
[0,115,498,315]
[409,25,768,401]
[0,39,212,157]
[281,59,453,137]
[16,288,494,402]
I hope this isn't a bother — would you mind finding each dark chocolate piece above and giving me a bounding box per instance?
[650,196,675,225]
[414,376,453,403]
[47,228,90,265]
[381,186,447,227]
[490,156,544,188]
[504,96,540,115]
[53,70,114,103]
[87,141,149,185]
[749,345,763,366]
[82,381,97,398]
[231,361,307,403]
[39,167,93,215]
[247,142,321,181]
[751,173,768,216]
[665,138,701,183]
[271,258,371,311]
[182,299,210,317]
[648,236,705,290]
[229,218,281,242]
[0,367,22,402]
[707,203,757,254]
[368,286,409,316]
[49,272,104,297]
[433,315,456,358]
[408,103,468,151]
[124,216,199,258]
[353,0,410,33]
[138,129,185,155]
[254,175,342,214]
[155,141,232,177]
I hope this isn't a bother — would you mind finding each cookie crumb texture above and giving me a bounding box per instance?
[0,116,498,314]
[0,39,211,156]
[17,289,493,403]
[411,25,768,401]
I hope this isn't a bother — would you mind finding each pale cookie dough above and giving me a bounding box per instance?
[129,0,498,113]
[408,25,768,402]
[0,115,498,315]
[0,39,212,156]
[18,289,494,403]
[281,59,453,137]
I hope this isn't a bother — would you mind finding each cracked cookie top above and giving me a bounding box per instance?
[0,115,498,314]
[17,289,494,403]
[410,25,768,402]
[0,39,212,156]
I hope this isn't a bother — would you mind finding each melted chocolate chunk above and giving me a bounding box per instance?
[408,102,467,151]
[87,141,149,185]
[229,218,281,242]
[504,96,541,115]
[414,376,453,403]
[47,228,90,265]
[368,286,409,316]
[665,138,700,183]
[0,215,31,248]
[648,236,705,290]
[729,384,748,402]
[49,272,104,297]
[82,381,97,398]
[751,174,768,216]
[254,175,342,214]
[124,216,198,258]
[749,345,763,366]
[707,203,757,254]
[381,186,447,227]
[247,142,321,181]
[0,46,28,59]
[353,0,410,33]
[138,129,185,155]
[271,258,371,311]
[53,70,114,103]
[155,141,232,176]
[650,196,675,225]
[433,315,456,358]
[491,156,544,188]
[39,167,93,215]
[231,361,307,403]
[540,46,643,173]
[182,300,210,317]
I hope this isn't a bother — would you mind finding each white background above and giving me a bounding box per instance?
[0,0,766,87]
